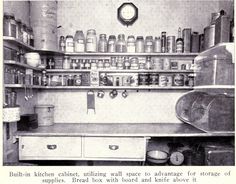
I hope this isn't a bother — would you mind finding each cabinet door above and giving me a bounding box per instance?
[83,137,147,161]
[19,136,82,160]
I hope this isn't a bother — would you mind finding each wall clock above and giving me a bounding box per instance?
[117,3,138,26]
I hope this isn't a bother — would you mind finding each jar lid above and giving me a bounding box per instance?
[60,35,65,39]
[87,29,96,34]
[108,35,116,39]
[118,34,125,39]
[146,36,153,40]
[4,12,15,19]
[99,34,106,38]
[16,19,22,24]
[136,36,144,40]
[66,35,73,39]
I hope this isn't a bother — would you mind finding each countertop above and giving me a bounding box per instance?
[16,123,234,137]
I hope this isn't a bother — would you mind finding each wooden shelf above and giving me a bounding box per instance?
[3,36,35,51]
[41,86,193,90]
[64,52,198,57]
[4,84,44,89]
[46,69,194,73]
[4,60,42,71]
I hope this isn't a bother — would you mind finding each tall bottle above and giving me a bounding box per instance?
[176,27,183,53]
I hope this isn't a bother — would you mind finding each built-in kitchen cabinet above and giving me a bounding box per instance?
[19,136,147,161]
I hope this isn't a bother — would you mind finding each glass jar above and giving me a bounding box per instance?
[98,34,108,52]
[97,59,104,69]
[116,34,127,53]
[145,56,153,70]
[108,35,116,52]
[71,59,77,69]
[67,75,74,86]
[74,30,85,52]
[110,57,117,69]
[116,57,124,69]
[16,19,23,42]
[28,27,34,47]
[22,23,28,44]
[63,56,71,69]
[135,36,144,53]
[65,35,74,52]
[84,59,91,69]
[124,57,131,69]
[74,74,82,86]
[91,59,97,70]
[127,36,136,53]
[3,13,16,38]
[145,36,154,53]
[59,36,66,52]
[86,29,97,52]
[104,59,110,69]
[130,57,139,70]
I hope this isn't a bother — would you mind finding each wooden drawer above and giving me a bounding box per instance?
[19,136,82,160]
[83,137,147,161]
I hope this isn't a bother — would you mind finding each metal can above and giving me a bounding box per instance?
[166,75,173,86]
[161,32,167,53]
[122,76,131,86]
[139,73,149,86]
[183,28,191,53]
[159,75,167,87]
[153,58,163,70]
[167,36,176,53]
[74,74,82,86]
[163,58,170,70]
[149,73,159,85]
[173,74,185,86]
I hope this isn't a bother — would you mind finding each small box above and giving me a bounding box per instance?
[17,114,38,131]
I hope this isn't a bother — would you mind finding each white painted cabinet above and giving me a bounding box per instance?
[19,136,147,161]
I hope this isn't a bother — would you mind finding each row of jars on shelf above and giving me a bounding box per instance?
[59,29,187,53]
[3,12,34,47]
[46,56,192,71]
[4,67,42,86]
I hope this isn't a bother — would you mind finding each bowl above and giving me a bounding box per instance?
[146,150,169,164]
[25,52,40,67]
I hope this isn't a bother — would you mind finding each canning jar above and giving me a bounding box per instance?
[28,27,34,47]
[145,56,153,70]
[135,36,144,52]
[145,36,154,53]
[65,35,74,52]
[127,36,136,53]
[74,30,85,52]
[97,59,104,69]
[130,57,139,70]
[16,19,23,42]
[3,13,16,38]
[108,35,116,52]
[154,37,161,53]
[22,23,28,44]
[116,34,127,52]
[86,29,97,52]
[59,36,66,52]
[63,56,71,69]
[98,34,108,52]
[110,57,117,69]
[124,57,131,69]
[117,57,124,69]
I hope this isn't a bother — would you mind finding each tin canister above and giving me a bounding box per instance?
[159,75,167,87]
[173,74,184,86]
[130,74,139,87]
[167,36,176,53]
[149,73,159,85]
[153,58,163,70]
[183,28,191,53]
[166,75,173,86]
[191,32,200,53]
[204,25,215,50]
[163,58,170,70]
[139,73,149,86]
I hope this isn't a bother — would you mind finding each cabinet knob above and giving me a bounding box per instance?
[47,144,57,150]
[109,145,119,150]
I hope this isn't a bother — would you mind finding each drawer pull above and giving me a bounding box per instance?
[109,145,119,150]
[47,145,57,150]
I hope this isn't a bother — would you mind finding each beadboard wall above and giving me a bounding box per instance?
[3,0,233,123]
